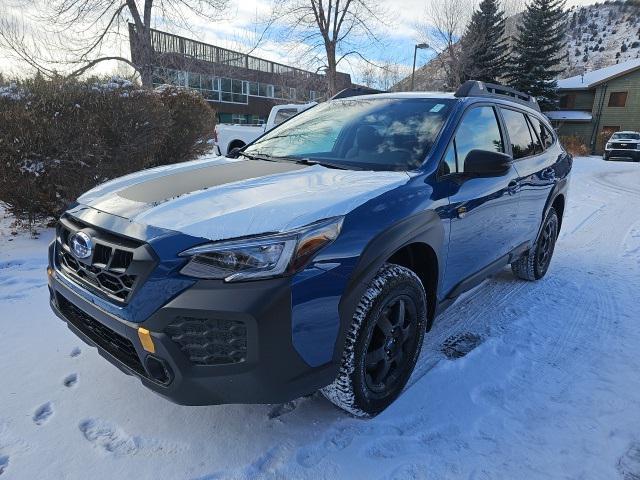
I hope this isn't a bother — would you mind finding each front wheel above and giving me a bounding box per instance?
[511,207,559,281]
[322,264,426,417]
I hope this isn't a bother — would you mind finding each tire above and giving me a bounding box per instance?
[511,207,559,281]
[227,141,245,155]
[321,264,427,417]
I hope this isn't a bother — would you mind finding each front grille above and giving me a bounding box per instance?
[57,294,146,377]
[610,142,636,150]
[55,216,155,304]
[166,316,247,365]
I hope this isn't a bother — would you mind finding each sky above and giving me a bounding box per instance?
[0,0,601,84]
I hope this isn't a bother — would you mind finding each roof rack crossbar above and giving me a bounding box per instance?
[454,80,541,112]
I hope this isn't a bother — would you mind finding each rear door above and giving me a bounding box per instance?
[440,104,521,296]
[498,108,557,243]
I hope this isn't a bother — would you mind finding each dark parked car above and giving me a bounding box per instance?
[48,81,571,417]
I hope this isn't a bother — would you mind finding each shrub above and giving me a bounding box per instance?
[0,76,216,223]
[560,135,589,156]
[154,85,217,167]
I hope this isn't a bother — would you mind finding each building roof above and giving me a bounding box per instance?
[557,59,640,90]
[545,110,593,122]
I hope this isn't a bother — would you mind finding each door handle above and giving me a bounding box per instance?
[542,168,555,180]
[508,180,519,194]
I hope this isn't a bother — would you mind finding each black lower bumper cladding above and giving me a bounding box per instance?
[56,293,146,376]
[48,262,337,405]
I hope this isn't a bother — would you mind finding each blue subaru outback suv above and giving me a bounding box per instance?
[48,81,571,417]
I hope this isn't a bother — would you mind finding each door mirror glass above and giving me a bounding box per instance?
[464,149,512,176]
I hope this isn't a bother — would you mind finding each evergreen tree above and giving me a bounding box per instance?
[460,0,508,83]
[506,0,567,110]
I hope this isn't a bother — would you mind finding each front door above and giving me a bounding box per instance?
[439,105,521,296]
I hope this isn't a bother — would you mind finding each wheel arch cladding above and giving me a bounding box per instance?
[387,242,438,330]
[551,193,565,232]
[334,210,444,364]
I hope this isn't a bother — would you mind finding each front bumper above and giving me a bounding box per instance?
[48,260,337,405]
[604,149,640,161]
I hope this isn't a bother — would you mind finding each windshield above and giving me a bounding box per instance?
[611,132,640,140]
[243,98,454,171]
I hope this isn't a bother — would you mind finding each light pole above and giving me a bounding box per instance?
[411,43,430,91]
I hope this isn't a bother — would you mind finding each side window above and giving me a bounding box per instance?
[440,143,456,175]
[525,116,544,154]
[540,123,555,149]
[454,106,504,173]
[500,108,537,159]
[273,108,299,126]
[528,115,554,150]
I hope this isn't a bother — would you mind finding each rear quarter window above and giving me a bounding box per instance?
[528,115,555,150]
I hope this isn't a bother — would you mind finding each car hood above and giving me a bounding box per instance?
[78,155,410,241]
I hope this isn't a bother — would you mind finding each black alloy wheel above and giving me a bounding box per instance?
[364,295,419,396]
[321,264,427,417]
[535,212,559,277]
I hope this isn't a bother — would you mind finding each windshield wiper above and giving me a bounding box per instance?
[291,158,350,170]
[240,151,350,170]
[237,151,279,163]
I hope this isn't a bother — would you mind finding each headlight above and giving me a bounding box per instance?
[179,216,344,281]
[606,143,612,150]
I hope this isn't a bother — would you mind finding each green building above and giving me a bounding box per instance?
[546,59,640,154]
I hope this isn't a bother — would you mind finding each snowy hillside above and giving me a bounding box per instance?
[395,1,640,91]
[564,2,640,77]
[1,157,640,479]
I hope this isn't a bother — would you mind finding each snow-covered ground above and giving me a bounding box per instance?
[1,156,639,479]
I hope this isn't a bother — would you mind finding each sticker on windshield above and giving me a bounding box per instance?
[430,104,446,113]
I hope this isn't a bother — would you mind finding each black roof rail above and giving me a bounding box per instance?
[454,80,541,112]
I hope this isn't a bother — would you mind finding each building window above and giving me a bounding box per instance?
[177,71,188,87]
[217,77,248,104]
[188,72,201,89]
[310,90,317,101]
[290,88,296,100]
[559,93,576,109]
[266,84,274,98]
[232,114,247,124]
[608,92,628,107]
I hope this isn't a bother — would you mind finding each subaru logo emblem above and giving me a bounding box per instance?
[70,231,93,259]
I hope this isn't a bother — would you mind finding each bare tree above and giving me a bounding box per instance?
[270,0,389,97]
[418,0,474,89]
[0,0,228,86]
[358,59,404,91]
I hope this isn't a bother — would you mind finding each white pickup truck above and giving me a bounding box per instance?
[214,103,316,156]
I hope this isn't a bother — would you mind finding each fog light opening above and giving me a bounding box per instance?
[145,356,173,385]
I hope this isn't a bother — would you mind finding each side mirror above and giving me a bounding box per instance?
[464,149,512,176]
[227,147,242,159]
